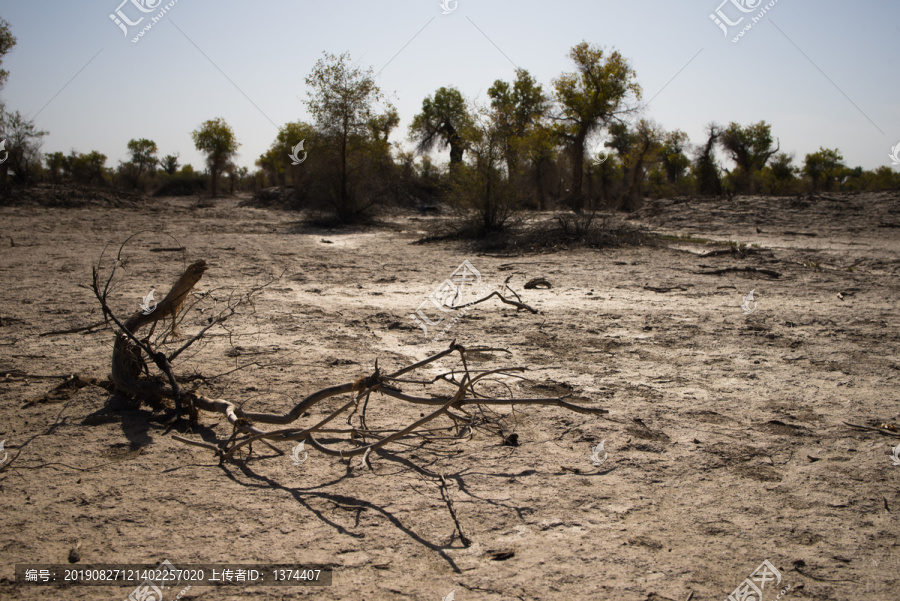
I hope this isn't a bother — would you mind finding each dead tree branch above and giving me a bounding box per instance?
[167,341,606,464]
[90,248,606,467]
[447,290,538,314]
[693,266,782,278]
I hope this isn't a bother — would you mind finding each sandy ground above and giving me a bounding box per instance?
[0,191,898,600]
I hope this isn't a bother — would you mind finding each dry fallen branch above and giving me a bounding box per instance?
[681,245,773,259]
[693,266,782,278]
[844,422,900,438]
[171,342,606,463]
[644,285,688,293]
[91,247,605,464]
[437,474,471,547]
[444,288,538,314]
[524,278,552,290]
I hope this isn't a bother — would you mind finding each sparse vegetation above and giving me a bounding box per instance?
[191,118,240,198]
[0,24,894,215]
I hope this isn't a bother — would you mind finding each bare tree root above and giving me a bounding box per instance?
[103,259,208,415]
[90,235,275,422]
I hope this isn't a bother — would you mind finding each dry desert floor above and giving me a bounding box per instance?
[0,191,898,600]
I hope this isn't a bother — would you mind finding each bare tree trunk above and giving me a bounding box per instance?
[622,140,652,212]
[534,160,546,211]
[210,167,218,197]
[622,158,644,212]
[448,133,464,165]
[340,129,348,215]
[599,166,609,207]
[569,131,586,211]
[586,166,594,211]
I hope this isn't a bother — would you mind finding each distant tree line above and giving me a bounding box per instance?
[0,16,896,224]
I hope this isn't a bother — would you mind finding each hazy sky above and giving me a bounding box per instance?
[1,1,898,174]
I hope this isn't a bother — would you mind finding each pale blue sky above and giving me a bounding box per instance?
[1,1,898,174]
